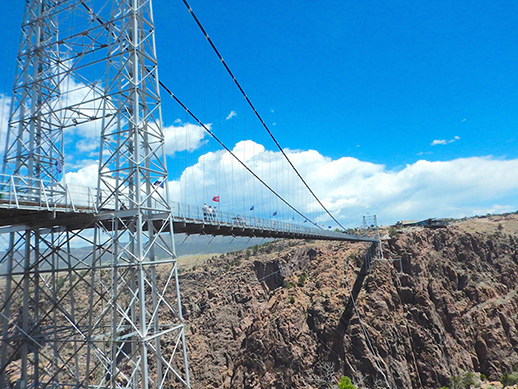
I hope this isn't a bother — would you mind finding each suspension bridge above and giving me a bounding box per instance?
[0,174,375,242]
[0,1,378,388]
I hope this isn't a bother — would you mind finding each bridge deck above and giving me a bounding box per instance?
[0,201,375,242]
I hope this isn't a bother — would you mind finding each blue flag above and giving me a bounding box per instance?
[153,179,165,188]
[250,205,254,211]
[273,211,277,216]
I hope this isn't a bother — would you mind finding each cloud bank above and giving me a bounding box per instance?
[66,140,518,227]
[164,141,518,225]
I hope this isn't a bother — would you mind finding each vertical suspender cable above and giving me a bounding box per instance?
[179,0,348,231]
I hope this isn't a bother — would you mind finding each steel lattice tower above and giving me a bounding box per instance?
[0,1,190,387]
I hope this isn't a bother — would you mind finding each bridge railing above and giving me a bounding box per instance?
[0,174,345,237]
[169,202,332,236]
[0,174,69,210]
[0,174,111,213]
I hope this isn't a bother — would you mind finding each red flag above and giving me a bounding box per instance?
[212,196,220,202]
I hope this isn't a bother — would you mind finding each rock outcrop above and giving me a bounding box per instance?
[179,215,518,388]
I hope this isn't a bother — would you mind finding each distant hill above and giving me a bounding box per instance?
[0,233,269,273]
[174,234,271,257]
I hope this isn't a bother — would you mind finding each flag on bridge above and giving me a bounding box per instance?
[153,179,165,188]
[212,196,220,202]
[273,211,277,216]
[250,205,255,211]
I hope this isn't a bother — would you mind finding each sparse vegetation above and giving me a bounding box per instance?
[500,367,518,386]
[297,271,308,287]
[337,376,357,389]
[312,361,336,388]
[388,225,400,237]
[445,371,477,389]
[284,280,296,289]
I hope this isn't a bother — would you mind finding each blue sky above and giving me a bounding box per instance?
[155,0,518,165]
[0,1,517,227]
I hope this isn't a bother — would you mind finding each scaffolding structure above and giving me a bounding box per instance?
[0,1,190,387]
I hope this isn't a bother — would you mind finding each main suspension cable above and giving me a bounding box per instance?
[179,0,347,231]
[158,79,322,230]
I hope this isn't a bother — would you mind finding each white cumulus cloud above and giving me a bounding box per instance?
[163,122,209,155]
[167,141,518,226]
[65,163,99,188]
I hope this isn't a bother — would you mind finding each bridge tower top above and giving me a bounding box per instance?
[3,0,66,184]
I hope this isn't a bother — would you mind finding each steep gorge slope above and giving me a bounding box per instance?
[179,215,518,388]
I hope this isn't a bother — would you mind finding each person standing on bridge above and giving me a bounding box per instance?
[203,203,209,221]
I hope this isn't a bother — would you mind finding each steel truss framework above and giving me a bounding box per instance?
[0,1,190,387]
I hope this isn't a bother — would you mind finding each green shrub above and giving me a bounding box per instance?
[447,371,476,389]
[462,372,476,387]
[448,374,462,388]
[297,271,308,287]
[388,226,400,237]
[501,371,518,386]
[337,376,357,389]
[284,280,295,289]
